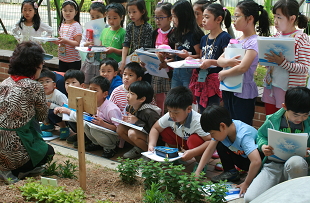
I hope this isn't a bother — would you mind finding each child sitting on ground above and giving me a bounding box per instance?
[109,62,144,113]
[99,58,122,99]
[117,81,161,158]
[38,68,69,139]
[195,105,263,196]
[244,87,310,202]
[148,86,211,163]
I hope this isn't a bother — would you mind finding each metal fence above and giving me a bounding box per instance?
[0,0,310,37]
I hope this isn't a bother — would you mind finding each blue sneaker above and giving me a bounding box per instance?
[40,123,54,131]
[59,127,70,140]
[41,131,53,137]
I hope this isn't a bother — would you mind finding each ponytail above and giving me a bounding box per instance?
[206,3,231,29]
[297,13,308,29]
[257,5,270,36]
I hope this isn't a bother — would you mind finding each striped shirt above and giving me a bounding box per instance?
[58,21,82,62]
[276,31,310,87]
[109,84,128,115]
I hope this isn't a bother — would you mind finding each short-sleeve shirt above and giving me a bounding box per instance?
[221,120,258,158]
[100,27,126,62]
[97,99,122,126]
[233,35,259,99]
[109,84,128,114]
[200,31,231,75]
[58,21,83,62]
[175,31,200,61]
[158,110,209,140]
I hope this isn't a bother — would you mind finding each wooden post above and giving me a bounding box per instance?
[68,86,97,191]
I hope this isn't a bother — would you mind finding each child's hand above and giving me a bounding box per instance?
[305,147,310,157]
[264,51,284,65]
[262,145,274,156]
[148,145,155,153]
[46,102,51,107]
[227,55,241,67]
[200,59,213,69]
[54,107,71,115]
[236,182,249,197]
[218,69,228,81]
[185,56,193,60]
[176,49,189,59]
[123,113,138,124]
[105,47,114,54]
[119,61,126,75]
[182,149,194,161]
[58,37,68,44]
[84,40,94,47]
[139,61,146,68]
[92,116,106,127]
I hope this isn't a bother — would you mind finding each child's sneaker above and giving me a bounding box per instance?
[123,146,143,159]
[235,165,247,174]
[40,123,54,131]
[66,134,77,144]
[211,150,220,159]
[0,170,19,184]
[214,162,224,171]
[59,127,70,140]
[101,148,117,158]
[211,169,240,183]
[41,131,53,137]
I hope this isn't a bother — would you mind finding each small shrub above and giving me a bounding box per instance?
[43,156,59,176]
[116,158,139,184]
[159,162,185,196]
[179,172,208,203]
[143,182,175,203]
[58,160,78,179]
[139,159,162,190]
[19,180,85,202]
[204,180,228,203]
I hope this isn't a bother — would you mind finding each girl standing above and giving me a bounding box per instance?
[56,0,82,72]
[189,3,231,113]
[119,0,153,73]
[100,3,126,63]
[171,0,204,88]
[151,2,174,114]
[80,2,107,85]
[12,0,53,43]
[262,0,310,115]
[217,0,270,125]
[193,0,211,29]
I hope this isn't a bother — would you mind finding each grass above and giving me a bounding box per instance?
[255,65,267,87]
[0,33,58,56]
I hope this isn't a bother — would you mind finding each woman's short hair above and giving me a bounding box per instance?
[9,41,44,77]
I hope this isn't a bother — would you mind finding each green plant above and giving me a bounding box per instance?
[19,180,85,202]
[50,0,93,12]
[254,65,267,87]
[143,182,175,203]
[139,159,162,189]
[116,158,139,184]
[204,180,228,203]
[178,172,208,203]
[159,162,185,196]
[58,159,78,179]
[43,156,59,176]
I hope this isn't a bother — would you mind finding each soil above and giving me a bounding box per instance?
[0,153,145,203]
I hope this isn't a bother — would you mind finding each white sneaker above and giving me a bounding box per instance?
[123,146,143,159]
[0,170,19,184]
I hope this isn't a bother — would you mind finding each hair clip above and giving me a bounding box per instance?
[223,7,227,11]
[157,0,164,5]
[92,0,103,4]
[64,0,78,8]
[34,2,38,9]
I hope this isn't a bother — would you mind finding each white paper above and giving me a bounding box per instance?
[32,37,59,42]
[111,117,144,132]
[145,48,187,54]
[84,121,118,135]
[167,59,216,69]
[220,48,246,93]
[75,46,107,53]
[43,135,59,141]
[135,50,169,78]
[257,37,295,66]
[268,128,308,162]
[84,18,106,45]
[141,151,183,162]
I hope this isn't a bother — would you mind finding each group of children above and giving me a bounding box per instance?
[11,0,310,201]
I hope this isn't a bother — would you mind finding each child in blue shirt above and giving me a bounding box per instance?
[195,105,263,196]
[99,58,122,99]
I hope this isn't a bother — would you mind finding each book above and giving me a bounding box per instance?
[167,59,216,69]
[141,151,183,162]
[145,48,189,54]
[219,47,246,93]
[135,49,169,78]
[257,37,295,66]
[111,117,144,132]
[267,128,308,162]
[84,121,118,135]
[32,37,59,42]
[75,46,108,53]
[202,182,241,201]
[84,18,106,46]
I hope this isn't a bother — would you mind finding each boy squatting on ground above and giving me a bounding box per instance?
[38,68,69,139]
[195,105,263,196]
[148,86,211,163]
[55,76,122,158]
[117,81,162,158]
[244,87,310,202]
